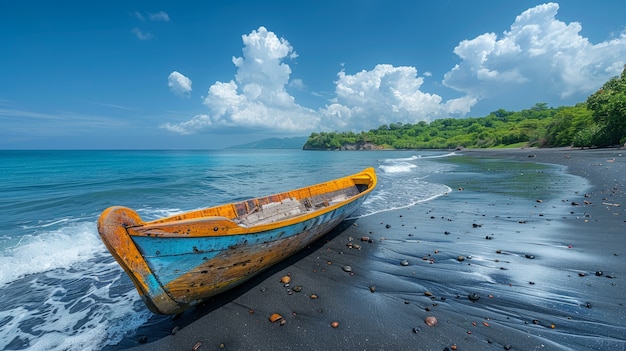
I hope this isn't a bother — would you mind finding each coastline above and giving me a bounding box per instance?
[126,147,625,351]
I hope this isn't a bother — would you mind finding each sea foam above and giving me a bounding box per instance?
[0,221,102,287]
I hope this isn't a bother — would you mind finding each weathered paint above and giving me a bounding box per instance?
[97,168,376,314]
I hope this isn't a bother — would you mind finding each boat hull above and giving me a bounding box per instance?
[98,168,376,314]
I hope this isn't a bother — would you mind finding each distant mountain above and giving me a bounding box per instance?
[227,136,309,149]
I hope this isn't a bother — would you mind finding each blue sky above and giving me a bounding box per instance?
[1,1,626,149]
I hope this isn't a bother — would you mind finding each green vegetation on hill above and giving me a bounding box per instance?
[304,66,626,150]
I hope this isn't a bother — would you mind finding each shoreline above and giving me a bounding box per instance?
[125,147,625,351]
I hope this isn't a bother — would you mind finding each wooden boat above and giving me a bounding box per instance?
[97,168,377,314]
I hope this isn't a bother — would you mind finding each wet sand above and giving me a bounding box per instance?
[126,147,625,351]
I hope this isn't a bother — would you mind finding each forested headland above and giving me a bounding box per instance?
[304,66,626,150]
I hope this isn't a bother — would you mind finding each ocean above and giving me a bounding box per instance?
[0,149,460,351]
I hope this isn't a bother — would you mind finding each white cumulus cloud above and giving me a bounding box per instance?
[168,71,192,98]
[442,2,626,106]
[319,64,474,131]
[162,26,319,134]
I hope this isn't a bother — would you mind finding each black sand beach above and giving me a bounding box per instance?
[125,148,625,351]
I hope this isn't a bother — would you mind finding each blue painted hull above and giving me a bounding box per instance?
[98,168,376,314]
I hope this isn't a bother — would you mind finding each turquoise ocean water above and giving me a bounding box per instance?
[0,149,457,350]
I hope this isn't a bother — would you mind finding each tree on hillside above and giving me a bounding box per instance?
[586,65,626,146]
[544,104,593,147]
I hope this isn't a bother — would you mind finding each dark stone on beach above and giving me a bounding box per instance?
[525,254,535,259]
[468,292,480,301]
[292,285,302,292]
[370,285,376,293]
[138,335,148,344]
[584,302,592,308]
[457,256,465,262]
[412,326,421,333]
[444,231,451,235]
[472,223,482,228]
[386,224,391,228]
[595,271,603,276]
[504,345,512,350]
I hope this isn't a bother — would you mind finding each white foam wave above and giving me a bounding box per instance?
[419,151,458,159]
[21,217,77,230]
[0,222,102,286]
[0,259,151,351]
[352,185,452,219]
[379,162,417,173]
[382,152,457,164]
[136,207,184,221]
[386,155,421,162]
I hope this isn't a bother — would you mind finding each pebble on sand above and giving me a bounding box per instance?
[424,316,438,326]
[468,292,480,301]
[269,313,285,323]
